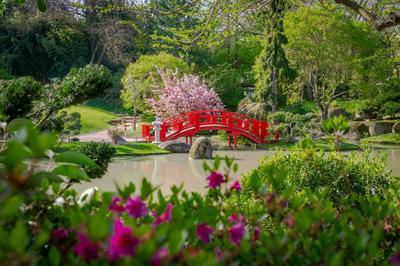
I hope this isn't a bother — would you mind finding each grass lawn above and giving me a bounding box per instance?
[58,142,170,156]
[65,105,118,134]
[263,138,360,151]
[362,133,400,145]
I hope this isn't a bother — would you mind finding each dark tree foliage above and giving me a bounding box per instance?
[0,76,43,122]
[0,18,90,81]
[254,0,295,112]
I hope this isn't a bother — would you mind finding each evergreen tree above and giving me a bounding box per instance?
[254,0,294,113]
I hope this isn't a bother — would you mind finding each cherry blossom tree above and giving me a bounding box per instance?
[149,71,224,118]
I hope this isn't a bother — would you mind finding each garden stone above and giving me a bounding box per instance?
[346,123,369,140]
[116,136,128,144]
[328,107,347,118]
[369,121,394,136]
[188,137,213,159]
[159,140,191,153]
[393,122,400,133]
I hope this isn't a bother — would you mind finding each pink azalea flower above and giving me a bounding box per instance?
[228,214,245,224]
[154,203,174,225]
[109,196,125,213]
[150,247,169,266]
[252,227,260,243]
[107,219,140,261]
[207,171,224,189]
[126,196,148,218]
[390,251,400,265]
[196,224,213,244]
[52,227,69,243]
[229,222,245,245]
[230,181,241,191]
[74,233,99,261]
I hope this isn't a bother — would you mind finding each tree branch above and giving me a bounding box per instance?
[333,0,400,31]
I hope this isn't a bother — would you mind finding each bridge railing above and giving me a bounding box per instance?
[142,110,270,143]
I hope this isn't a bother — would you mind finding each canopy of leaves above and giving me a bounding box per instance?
[121,52,191,110]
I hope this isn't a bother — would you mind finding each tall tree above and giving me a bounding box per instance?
[254,0,294,113]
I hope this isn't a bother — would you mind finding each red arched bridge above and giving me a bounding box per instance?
[141,110,272,148]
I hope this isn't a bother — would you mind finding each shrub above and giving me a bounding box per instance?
[107,127,124,144]
[0,76,43,122]
[243,149,393,209]
[267,111,312,138]
[59,64,113,106]
[77,142,116,179]
[383,101,400,116]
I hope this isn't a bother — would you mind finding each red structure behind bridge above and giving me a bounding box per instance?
[141,110,271,148]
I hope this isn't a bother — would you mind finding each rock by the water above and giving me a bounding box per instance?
[346,123,369,140]
[328,107,347,118]
[369,121,394,136]
[159,140,191,153]
[392,122,400,133]
[188,137,213,160]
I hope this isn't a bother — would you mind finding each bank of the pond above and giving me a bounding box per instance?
[59,142,170,156]
[260,139,360,151]
[362,133,400,145]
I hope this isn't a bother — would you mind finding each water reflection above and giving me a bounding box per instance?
[74,148,400,194]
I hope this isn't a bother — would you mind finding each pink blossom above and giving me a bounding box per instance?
[149,71,224,118]
[154,203,174,225]
[390,251,400,265]
[252,227,260,243]
[109,196,125,213]
[150,247,169,266]
[52,227,69,243]
[196,224,213,244]
[230,181,241,191]
[228,214,245,224]
[229,222,245,245]
[107,219,139,261]
[74,233,99,261]
[126,196,148,218]
[207,172,224,189]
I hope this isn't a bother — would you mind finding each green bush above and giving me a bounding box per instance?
[383,101,400,116]
[77,142,116,179]
[0,76,43,122]
[267,111,312,137]
[243,149,393,209]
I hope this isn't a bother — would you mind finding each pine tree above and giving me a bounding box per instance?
[254,0,294,113]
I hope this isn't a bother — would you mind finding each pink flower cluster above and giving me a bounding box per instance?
[149,71,224,118]
[206,171,242,192]
[109,196,148,218]
[73,196,174,263]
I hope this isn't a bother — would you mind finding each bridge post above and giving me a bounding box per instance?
[152,118,163,144]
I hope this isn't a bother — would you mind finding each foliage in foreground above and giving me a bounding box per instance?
[0,119,400,265]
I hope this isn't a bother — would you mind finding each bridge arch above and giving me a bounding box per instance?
[142,110,270,147]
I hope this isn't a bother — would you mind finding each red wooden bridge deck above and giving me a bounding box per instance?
[141,110,271,148]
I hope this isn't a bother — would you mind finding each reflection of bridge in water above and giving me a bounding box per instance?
[142,110,271,148]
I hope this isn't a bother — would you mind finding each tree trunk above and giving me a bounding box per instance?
[271,68,277,113]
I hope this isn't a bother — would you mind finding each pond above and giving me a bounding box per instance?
[74,146,400,194]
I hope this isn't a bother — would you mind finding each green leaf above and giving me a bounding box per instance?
[49,246,61,266]
[88,212,110,241]
[9,220,28,253]
[141,178,155,199]
[0,196,22,218]
[55,151,97,167]
[52,165,90,181]
[38,0,46,12]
